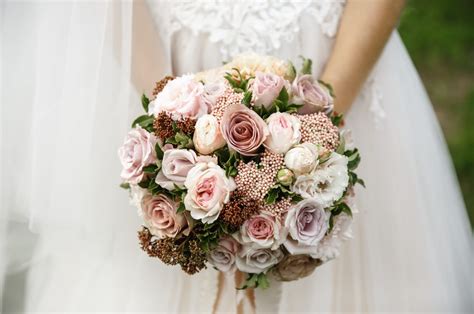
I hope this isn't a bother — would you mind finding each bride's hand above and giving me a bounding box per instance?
[320,0,405,114]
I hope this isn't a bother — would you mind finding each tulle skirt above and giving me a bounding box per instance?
[2,2,472,313]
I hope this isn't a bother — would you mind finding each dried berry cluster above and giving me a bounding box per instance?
[219,191,261,229]
[153,112,196,140]
[138,227,207,275]
[152,76,175,97]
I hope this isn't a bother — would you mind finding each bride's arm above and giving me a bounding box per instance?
[131,0,168,95]
[320,0,405,113]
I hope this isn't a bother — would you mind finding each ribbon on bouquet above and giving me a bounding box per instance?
[213,271,282,314]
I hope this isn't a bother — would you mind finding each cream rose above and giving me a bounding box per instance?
[141,193,187,239]
[193,114,226,155]
[251,71,285,108]
[184,161,236,223]
[148,75,210,119]
[284,142,319,175]
[264,112,301,154]
[118,126,158,184]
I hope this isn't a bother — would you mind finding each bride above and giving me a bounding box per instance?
[1,0,472,313]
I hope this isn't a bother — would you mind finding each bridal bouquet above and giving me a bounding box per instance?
[119,54,363,289]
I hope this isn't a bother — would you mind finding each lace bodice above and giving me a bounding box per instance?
[148,0,346,61]
[147,0,386,123]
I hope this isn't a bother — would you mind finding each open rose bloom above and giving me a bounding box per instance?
[119,55,363,289]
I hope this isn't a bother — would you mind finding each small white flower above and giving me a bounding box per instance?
[311,213,353,262]
[291,152,349,207]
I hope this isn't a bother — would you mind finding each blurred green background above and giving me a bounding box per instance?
[399,0,474,226]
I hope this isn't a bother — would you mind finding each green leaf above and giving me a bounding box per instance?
[277,86,289,105]
[300,56,313,75]
[318,80,335,98]
[177,202,186,213]
[287,60,297,82]
[119,182,130,190]
[242,90,252,106]
[331,113,344,127]
[339,202,352,217]
[143,164,158,174]
[336,136,346,154]
[265,188,279,205]
[155,142,164,160]
[138,177,151,189]
[141,93,150,112]
[131,115,154,129]
[257,273,270,289]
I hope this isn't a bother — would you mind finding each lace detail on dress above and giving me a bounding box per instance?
[148,0,346,60]
[362,76,386,127]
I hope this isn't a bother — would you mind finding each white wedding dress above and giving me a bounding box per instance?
[1,1,472,313]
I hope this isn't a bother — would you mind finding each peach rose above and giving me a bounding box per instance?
[141,193,186,239]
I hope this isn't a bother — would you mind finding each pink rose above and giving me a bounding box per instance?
[193,114,226,155]
[148,75,210,119]
[203,80,227,109]
[208,237,240,272]
[184,161,236,223]
[155,148,198,190]
[238,211,287,250]
[220,103,269,156]
[264,112,301,154]
[118,126,158,184]
[251,71,285,108]
[283,198,329,255]
[141,193,187,239]
[291,75,333,115]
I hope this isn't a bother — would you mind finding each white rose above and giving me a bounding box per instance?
[291,152,349,207]
[184,161,236,224]
[284,142,319,175]
[193,114,226,155]
[236,245,284,274]
[264,112,301,154]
